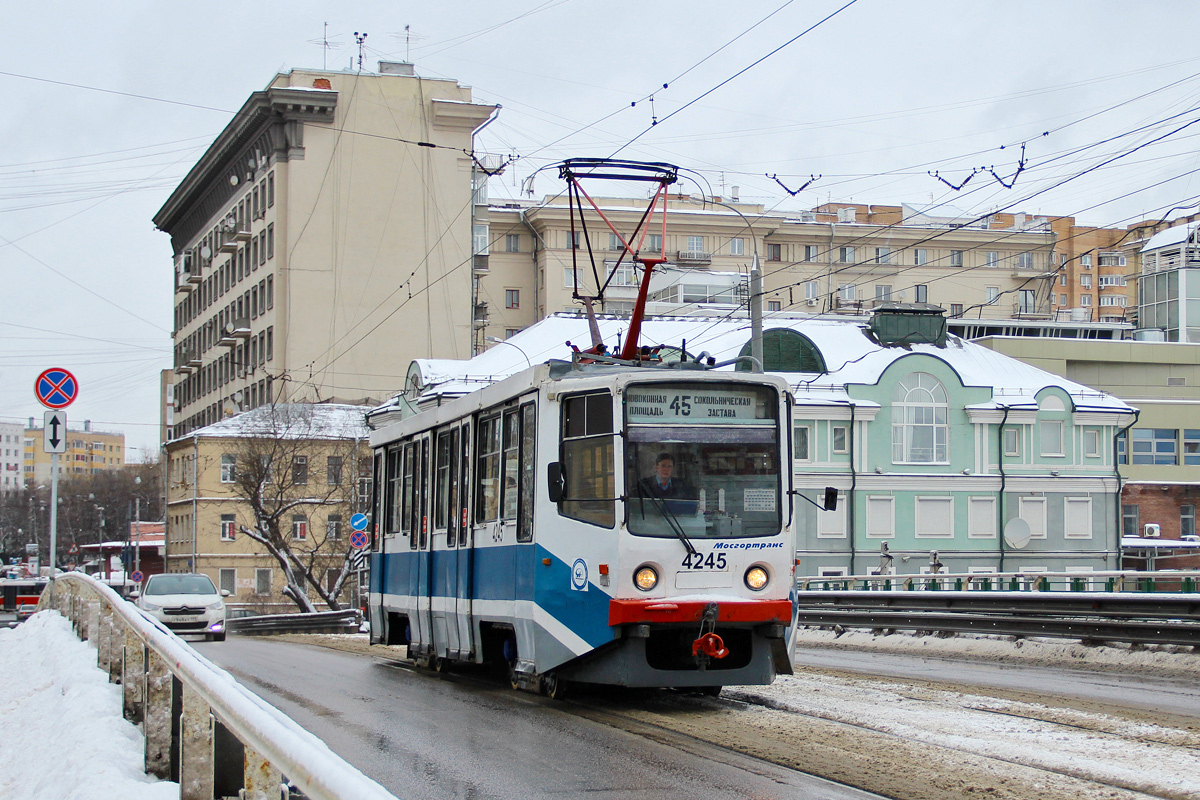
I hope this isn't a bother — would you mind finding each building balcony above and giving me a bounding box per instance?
[1012,302,1052,319]
[473,254,489,274]
[217,229,239,254]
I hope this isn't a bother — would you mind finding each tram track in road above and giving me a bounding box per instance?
[267,635,1200,800]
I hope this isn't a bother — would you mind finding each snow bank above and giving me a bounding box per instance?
[0,611,178,800]
[794,625,1200,677]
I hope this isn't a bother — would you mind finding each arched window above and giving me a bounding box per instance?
[892,372,948,463]
[737,329,826,372]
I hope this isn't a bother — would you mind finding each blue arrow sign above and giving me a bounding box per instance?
[350,513,369,531]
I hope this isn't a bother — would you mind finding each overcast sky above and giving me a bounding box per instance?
[4,1,1200,458]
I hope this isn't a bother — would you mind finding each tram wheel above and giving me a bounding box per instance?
[541,672,568,700]
[434,657,452,675]
[508,664,522,691]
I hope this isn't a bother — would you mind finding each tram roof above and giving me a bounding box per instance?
[387,313,1132,417]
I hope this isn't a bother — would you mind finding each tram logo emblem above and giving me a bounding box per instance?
[570,558,588,592]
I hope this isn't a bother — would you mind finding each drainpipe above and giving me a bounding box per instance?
[1114,409,1140,571]
[997,406,1010,572]
[192,434,199,573]
[846,402,858,576]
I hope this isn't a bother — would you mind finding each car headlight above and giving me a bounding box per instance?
[744,566,769,591]
[207,600,224,611]
[634,565,658,592]
[141,601,162,612]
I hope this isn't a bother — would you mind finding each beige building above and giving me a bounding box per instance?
[473,194,1131,347]
[164,403,371,611]
[154,64,497,441]
[976,337,1199,557]
[23,420,125,485]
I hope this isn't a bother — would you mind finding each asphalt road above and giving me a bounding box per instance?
[197,637,884,800]
[792,644,1200,718]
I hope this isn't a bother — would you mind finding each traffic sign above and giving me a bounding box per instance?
[43,411,67,454]
[349,529,369,550]
[350,513,369,531]
[68,543,79,555]
[35,368,79,409]
[349,550,367,569]
[131,570,143,583]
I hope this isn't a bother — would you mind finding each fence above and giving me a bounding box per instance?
[38,573,400,800]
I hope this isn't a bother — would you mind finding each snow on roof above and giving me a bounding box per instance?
[1121,536,1200,549]
[177,403,371,442]
[400,313,1133,413]
[1142,221,1200,252]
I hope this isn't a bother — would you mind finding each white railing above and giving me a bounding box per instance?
[39,573,400,800]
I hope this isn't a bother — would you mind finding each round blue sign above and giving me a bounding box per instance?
[571,558,588,590]
[130,570,143,583]
[35,368,79,409]
[350,513,369,531]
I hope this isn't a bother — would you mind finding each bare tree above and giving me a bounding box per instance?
[228,403,369,612]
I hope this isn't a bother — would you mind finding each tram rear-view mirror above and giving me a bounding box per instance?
[823,487,838,512]
[547,462,565,503]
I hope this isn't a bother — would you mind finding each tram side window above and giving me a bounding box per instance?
[402,442,416,548]
[517,403,535,542]
[476,415,501,523]
[435,432,452,532]
[417,439,429,550]
[459,423,471,547]
[385,447,403,535]
[501,409,520,521]
[560,393,615,528]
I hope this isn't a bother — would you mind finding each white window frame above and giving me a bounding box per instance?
[1083,428,1101,458]
[816,493,847,538]
[1019,496,1047,539]
[1003,427,1021,458]
[804,280,818,300]
[1064,496,1093,539]
[292,514,308,541]
[986,286,999,304]
[839,246,855,263]
[220,453,236,483]
[891,372,949,464]
[914,248,928,266]
[866,495,895,539]
[686,235,704,254]
[875,247,891,264]
[968,496,997,539]
[914,496,954,539]
[1040,420,1064,457]
[793,424,812,462]
[729,237,744,256]
[219,568,236,595]
[831,425,849,454]
[255,568,272,595]
[220,514,236,541]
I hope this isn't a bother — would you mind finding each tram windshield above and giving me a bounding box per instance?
[624,383,781,539]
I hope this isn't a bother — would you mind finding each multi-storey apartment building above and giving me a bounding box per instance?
[0,421,24,492]
[23,419,125,484]
[474,194,1134,346]
[154,64,496,441]
[1132,219,1200,343]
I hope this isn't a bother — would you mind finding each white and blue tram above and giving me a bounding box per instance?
[367,359,797,693]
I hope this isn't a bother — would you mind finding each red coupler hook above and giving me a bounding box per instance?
[692,632,729,660]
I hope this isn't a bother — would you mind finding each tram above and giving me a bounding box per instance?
[367,360,798,693]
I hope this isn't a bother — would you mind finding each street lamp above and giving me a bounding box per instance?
[485,336,532,368]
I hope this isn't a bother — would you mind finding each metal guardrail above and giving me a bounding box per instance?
[794,572,1200,647]
[38,573,400,800]
[227,609,362,636]
[798,569,1200,594]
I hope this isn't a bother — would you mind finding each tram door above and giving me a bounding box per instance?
[455,421,475,659]
[429,426,463,659]
[412,435,432,651]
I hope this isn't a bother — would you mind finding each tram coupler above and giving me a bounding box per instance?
[692,602,728,667]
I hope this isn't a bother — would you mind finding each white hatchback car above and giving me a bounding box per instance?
[136,573,228,641]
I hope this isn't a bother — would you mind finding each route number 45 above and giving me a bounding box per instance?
[669,395,692,416]
[681,552,727,570]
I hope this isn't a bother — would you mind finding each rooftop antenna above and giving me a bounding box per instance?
[405,24,411,61]
[354,31,368,72]
[308,23,343,70]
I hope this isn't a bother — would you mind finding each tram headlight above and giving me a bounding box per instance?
[744,565,769,591]
[634,565,659,592]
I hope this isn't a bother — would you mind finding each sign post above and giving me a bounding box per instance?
[35,368,78,597]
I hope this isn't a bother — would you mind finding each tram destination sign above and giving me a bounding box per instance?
[625,386,765,424]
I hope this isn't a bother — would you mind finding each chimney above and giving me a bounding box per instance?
[730,186,740,202]
[378,61,416,76]
[28,417,34,429]
[84,419,91,432]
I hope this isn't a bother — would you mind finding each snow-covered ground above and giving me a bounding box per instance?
[8,611,1200,800]
[0,612,178,800]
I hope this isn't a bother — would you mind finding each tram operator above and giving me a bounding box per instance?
[637,452,696,500]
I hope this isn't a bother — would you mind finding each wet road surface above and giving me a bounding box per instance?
[197,637,885,800]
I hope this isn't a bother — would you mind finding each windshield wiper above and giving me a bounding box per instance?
[638,493,698,557]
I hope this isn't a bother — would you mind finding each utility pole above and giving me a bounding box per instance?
[750,254,764,372]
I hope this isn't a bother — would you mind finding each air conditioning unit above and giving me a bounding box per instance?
[1144,523,1161,538]
[806,298,819,307]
